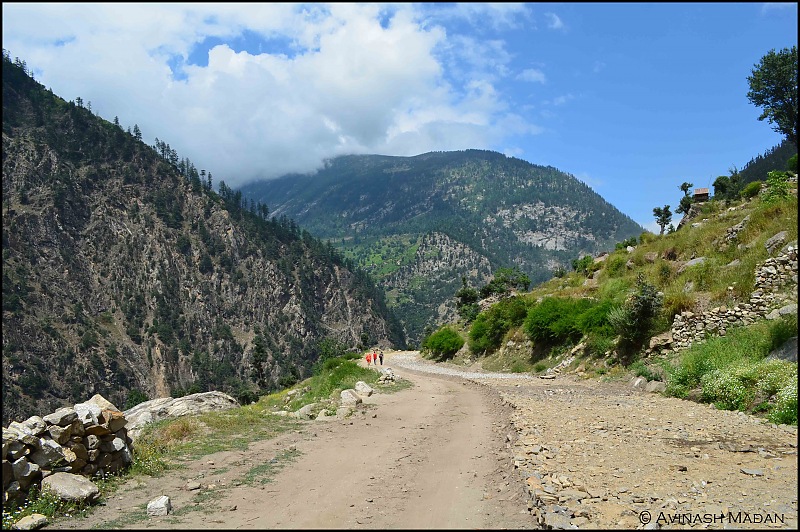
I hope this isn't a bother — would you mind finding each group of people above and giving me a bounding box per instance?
[365,350,384,366]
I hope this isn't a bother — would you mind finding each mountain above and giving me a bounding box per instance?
[1,54,404,426]
[738,138,797,185]
[240,151,643,344]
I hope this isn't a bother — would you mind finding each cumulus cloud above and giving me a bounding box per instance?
[2,3,538,188]
[760,3,797,15]
[518,68,546,84]
[545,12,564,30]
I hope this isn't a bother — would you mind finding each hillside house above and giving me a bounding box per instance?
[693,188,709,202]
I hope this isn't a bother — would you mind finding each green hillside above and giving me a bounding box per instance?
[241,150,643,343]
[422,170,798,424]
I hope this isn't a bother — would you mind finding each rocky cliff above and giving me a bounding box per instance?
[1,55,404,425]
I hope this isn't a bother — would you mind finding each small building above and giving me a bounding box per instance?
[693,188,709,202]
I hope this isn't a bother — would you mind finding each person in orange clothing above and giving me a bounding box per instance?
[365,352,372,366]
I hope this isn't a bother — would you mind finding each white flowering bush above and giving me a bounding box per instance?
[769,379,798,425]
[756,359,798,397]
[700,367,753,411]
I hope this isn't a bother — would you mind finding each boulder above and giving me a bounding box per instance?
[765,231,787,255]
[767,336,797,363]
[11,457,41,490]
[677,257,706,274]
[124,391,240,442]
[295,403,317,420]
[354,381,374,397]
[340,389,362,407]
[41,472,99,503]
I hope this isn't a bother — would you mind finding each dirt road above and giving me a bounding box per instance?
[51,350,535,529]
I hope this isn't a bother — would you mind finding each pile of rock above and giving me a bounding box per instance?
[3,394,132,505]
[670,244,797,351]
[377,367,398,384]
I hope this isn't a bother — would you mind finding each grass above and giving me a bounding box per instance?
[243,448,302,485]
[663,315,797,424]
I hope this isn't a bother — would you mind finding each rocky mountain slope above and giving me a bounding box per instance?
[241,150,643,343]
[1,55,404,426]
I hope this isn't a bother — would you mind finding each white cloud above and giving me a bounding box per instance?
[518,68,546,84]
[549,94,575,106]
[545,12,564,30]
[435,3,533,30]
[2,3,534,188]
[760,3,797,15]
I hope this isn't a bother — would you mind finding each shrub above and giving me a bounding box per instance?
[763,170,791,204]
[479,267,531,298]
[769,314,798,352]
[604,253,628,277]
[524,297,591,345]
[770,379,798,425]
[740,181,762,199]
[700,367,753,411]
[571,255,594,275]
[787,153,798,173]
[124,389,149,409]
[468,296,529,354]
[662,290,694,321]
[584,333,615,357]
[575,299,615,337]
[422,326,464,360]
[609,274,662,358]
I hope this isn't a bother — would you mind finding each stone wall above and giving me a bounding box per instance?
[670,245,798,351]
[2,394,132,504]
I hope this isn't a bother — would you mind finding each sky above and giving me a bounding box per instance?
[2,2,797,233]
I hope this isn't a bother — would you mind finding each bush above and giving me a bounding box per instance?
[422,326,464,360]
[124,389,149,409]
[524,297,592,345]
[700,366,754,410]
[468,296,529,354]
[787,153,798,173]
[770,379,798,425]
[575,299,615,337]
[609,274,662,358]
[763,170,791,204]
[571,255,594,275]
[740,181,762,199]
[604,253,628,278]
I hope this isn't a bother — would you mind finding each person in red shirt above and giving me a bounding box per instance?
[365,352,372,365]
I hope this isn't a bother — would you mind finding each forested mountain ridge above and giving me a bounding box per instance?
[1,54,404,425]
[241,150,643,343]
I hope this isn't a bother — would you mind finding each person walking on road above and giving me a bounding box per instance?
[379,351,384,365]
[365,352,372,366]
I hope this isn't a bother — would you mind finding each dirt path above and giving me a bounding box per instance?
[50,350,534,529]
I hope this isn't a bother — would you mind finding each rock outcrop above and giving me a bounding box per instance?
[123,391,240,442]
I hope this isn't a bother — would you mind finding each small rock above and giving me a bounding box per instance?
[740,468,764,477]
[147,495,172,517]
[11,514,48,530]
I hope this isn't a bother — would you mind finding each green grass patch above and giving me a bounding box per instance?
[243,448,302,485]
[664,315,797,424]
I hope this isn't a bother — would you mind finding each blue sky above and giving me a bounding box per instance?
[2,3,797,232]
